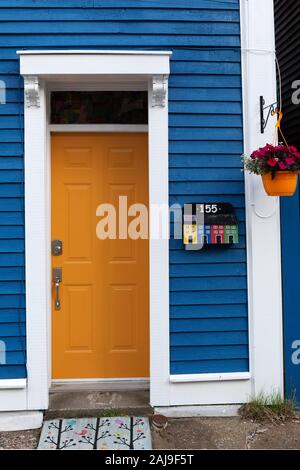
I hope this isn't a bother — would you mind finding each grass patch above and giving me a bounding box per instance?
[239,391,296,423]
[95,409,128,418]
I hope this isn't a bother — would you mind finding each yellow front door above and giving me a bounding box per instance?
[51,133,149,379]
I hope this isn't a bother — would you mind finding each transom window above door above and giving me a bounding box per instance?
[50,91,148,124]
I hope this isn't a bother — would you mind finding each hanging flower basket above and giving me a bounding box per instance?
[261,171,298,196]
[243,144,300,197]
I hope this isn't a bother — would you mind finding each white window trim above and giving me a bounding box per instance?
[0,379,27,390]
[170,373,251,383]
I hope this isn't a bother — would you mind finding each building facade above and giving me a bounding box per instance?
[0,0,285,421]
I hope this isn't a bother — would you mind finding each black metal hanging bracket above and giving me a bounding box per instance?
[260,96,279,134]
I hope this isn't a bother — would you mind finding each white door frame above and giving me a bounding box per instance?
[16,50,171,410]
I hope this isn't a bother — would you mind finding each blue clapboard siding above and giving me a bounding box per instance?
[0,0,248,379]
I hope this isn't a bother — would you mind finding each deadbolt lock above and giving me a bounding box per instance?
[52,239,63,256]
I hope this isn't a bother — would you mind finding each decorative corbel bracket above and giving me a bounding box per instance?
[24,75,40,108]
[152,75,168,108]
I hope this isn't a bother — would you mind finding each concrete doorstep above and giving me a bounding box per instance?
[45,389,153,420]
[0,411,43,432]
[0,389,152,431]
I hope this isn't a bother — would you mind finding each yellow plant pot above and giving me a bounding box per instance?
[262,171,299,196]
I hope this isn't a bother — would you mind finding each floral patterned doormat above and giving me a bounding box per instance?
[38,416,152,450]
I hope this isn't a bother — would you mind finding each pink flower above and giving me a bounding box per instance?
[246,143,300,175]
[250,151,260,159]
[267,158,277,167]
[278,161,287,170]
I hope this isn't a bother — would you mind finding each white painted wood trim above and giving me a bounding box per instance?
[49,125,148,133]
[51,378,149,383]
[18,51,170,77]
[148,78,170,407]
[48,81,148,91]
[240,0,284,397]
[51,379,150,392]
[24,79,49,410]
[18,50,172,56]
[170,373,251,383]
[166,380,251,406]
[0,380,27,390]
[0,389,28,412]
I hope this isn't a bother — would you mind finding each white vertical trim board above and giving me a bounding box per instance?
[240,0,284,397]
[24,80,50,411]
[148,78,170,407]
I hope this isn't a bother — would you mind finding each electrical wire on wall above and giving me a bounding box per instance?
[251,54,285,220]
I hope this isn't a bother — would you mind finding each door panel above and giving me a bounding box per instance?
[51,133,149,379]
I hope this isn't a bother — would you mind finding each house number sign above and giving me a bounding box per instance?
[183,203,239,251]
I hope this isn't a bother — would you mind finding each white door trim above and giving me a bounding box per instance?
[50,378,150,393]
[10,50,171,411]
[49,125,148,133]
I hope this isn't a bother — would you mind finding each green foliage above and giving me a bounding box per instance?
[243,155,271,175]
[95,409,128,418]
[239,391,296,422]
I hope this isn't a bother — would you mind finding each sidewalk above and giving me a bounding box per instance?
[1,416,300,450]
